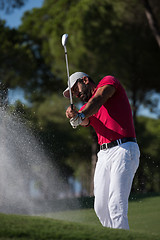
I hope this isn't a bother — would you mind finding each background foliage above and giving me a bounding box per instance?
[0,0,160,195]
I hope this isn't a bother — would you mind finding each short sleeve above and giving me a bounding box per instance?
[97,76,119,89]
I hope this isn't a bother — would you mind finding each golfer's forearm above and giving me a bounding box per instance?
[80,96,103,118]
[79,85,116,119]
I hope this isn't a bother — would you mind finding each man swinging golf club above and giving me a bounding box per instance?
[62,34,140,230]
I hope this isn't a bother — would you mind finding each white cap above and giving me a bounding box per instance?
[63,72,89,98]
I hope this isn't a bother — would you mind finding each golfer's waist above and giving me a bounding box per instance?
[100,137,137,150]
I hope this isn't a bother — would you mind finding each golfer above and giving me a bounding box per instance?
[63,72,140,230]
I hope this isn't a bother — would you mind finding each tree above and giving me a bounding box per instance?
[19,0,160,110]
[0,0,27,13]
[0,21,33,106]
[142,0,160,47]
[0,0,28,106]
[0,19,62,106]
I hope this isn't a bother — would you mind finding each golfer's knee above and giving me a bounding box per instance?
[108,200,126,218]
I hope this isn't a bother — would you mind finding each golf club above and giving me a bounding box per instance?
[62,33,73,110]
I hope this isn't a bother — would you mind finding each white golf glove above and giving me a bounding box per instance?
[70,112,85,129]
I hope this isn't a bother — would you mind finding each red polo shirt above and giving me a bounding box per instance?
[80,76,136,145]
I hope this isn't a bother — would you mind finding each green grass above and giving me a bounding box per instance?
[0,196,159,240]
[128,196,160,235]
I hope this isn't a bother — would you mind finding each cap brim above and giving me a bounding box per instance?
[63,87,70,98]
[63,72,89,98]
[63,79,77,98]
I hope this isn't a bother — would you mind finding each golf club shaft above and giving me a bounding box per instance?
[64,46,73,110]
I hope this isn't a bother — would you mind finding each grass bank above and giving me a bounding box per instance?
[0,213,159,240]
[0,195,159,240]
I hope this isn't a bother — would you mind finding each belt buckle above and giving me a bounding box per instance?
[101,143,107,150]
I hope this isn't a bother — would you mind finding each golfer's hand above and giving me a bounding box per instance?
[69,114,81,129]
[66,105,78,119]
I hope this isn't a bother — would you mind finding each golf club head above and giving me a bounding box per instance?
[62,33,68,47]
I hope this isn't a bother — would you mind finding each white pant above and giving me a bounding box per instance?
[94,142,140,229]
